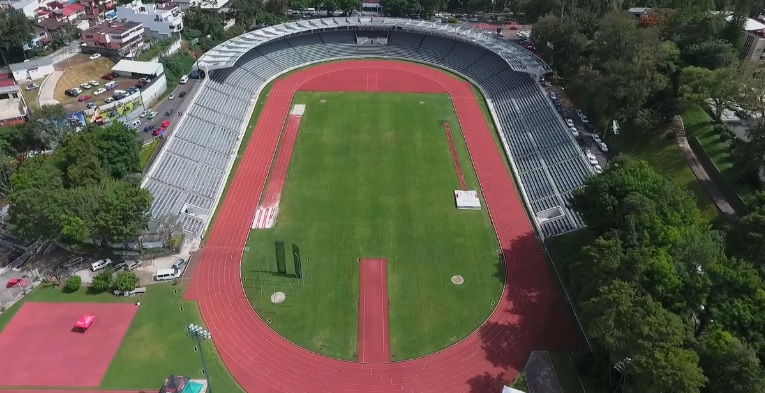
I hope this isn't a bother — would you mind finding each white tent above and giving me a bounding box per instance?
[502,387,525,393]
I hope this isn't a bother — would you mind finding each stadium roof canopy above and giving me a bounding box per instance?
[196,17,549,75]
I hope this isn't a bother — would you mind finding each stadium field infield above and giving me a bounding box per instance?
[241,91,503,360]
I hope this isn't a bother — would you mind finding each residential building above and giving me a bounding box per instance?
[739,18,765,61]
[115,0,182,39]
[80,20,144,58]
[0,0,38,18]
[0,73,28,128]
[77,0,115,21]
[49,2,85,22]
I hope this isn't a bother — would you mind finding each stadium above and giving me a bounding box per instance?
[144,17,592,392]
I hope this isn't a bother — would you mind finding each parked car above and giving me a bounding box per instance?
[126,260,142,270]
[587,155,599,165]
[86,102,95,109]
[65,89,78,97]
[172,258,186,271]
[146,111,157,119]
[599,142,609,153]
[548,92,557,100]
[102,74,115,81]
[161,120,170,128]
[77,95,91,102]
[165,108,174,116]
[90,259,112,271]
[168,94,175,100]
[89,53,102,60]
[139,110,151,118]
[89,80,99,86]
[591,134,602,144]
[178,91,186,98]
[63,256,84,268]
[139,77,150,83]
[112,262,128,271]
[576,109,590,124]
[25,83,39,90]
[6,278,22,288]
[104,97,114,103]
[93,88,106,96]
[593,164,603,174]
[143,125,155,133]
[569,126,579,137]
[565,118,575,128]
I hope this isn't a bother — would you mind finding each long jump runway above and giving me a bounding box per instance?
[185,60,580,392]
[358,258,391,364]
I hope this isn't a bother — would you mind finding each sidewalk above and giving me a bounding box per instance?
[672,116,737,222]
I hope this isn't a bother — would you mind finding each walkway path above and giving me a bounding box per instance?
[37,71,62,107]
[672,116,737,222]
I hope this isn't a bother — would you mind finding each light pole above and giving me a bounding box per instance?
[186,323,213,392]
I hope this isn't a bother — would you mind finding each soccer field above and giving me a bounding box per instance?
[241,91,503,360]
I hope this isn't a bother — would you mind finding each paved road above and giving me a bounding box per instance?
[133,79,201,143]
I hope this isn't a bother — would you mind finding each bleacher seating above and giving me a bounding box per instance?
[144,27,592,238]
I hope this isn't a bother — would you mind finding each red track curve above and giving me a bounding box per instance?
[185,60,580,393]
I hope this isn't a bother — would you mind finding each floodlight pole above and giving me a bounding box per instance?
[186,324,213,393]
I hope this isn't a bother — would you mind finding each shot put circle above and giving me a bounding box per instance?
[451,275,465,285]
[271,292,287,304]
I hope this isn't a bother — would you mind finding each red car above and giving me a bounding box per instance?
[78,95,91,102]
[6,278,24,288]
[160,120,170,128]
[102,73,115,80]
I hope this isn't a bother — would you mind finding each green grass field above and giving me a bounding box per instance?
[241,92,503,360]
[0,283,244,392]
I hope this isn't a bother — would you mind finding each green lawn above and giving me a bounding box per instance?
[241,92,502,360]
[681,105,754,198]
[610,129,720,223]
[140,138,160,170]
[0,283,244,392]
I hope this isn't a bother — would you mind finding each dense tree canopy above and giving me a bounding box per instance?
[5,122,151,246]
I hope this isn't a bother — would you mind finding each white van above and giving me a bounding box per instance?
[105,81,118,90]
[179,75,188,84]
[155,268,180,281]
[130,119,141,128]
[113,89,127,98]
[91,259,112,271]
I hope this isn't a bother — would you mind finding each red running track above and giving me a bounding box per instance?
[261,114,302,207]
[357,258,391,364]
[185,60,580,393]
[443,121,467,191]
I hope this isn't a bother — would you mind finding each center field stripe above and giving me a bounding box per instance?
[443,121,467,191]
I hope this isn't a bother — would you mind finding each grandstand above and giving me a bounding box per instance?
[141,17,592,239]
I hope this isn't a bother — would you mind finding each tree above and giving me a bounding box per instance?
[728,192,765,267]
[114,270,139,292]
[54,132,106,188]
[336,0,360,15]
[86,123,141,180]
[682,39,738,70]
[28,104,75,149]
[91,269,114,292]
[680,66,744,121]
[705,257,765,360]
[531,14,589,80]
[696,325,765,393]
[0,8,33,62]
[381,0,421,16]
[65,275,82,292]
[91,180,152,244]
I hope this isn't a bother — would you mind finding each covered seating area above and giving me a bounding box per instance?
[160,375,206,393]
[72,314,95,333]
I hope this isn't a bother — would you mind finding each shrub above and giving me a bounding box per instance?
[114,271,140,292]
[64,275,82,292]
[91,269,114,292]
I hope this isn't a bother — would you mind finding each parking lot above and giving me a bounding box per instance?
[53,54,145,112]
